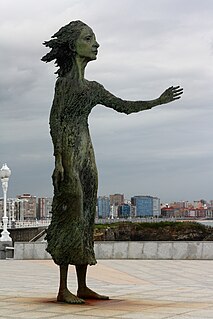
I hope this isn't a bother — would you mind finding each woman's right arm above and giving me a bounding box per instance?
[95,82,183,114]
[50,79,65,192]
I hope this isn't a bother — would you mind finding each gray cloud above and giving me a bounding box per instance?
[0,0,213,203]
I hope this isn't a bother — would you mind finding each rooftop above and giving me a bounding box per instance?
[0,259,213,318]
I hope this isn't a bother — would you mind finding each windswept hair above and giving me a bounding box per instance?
[41,20,88,76]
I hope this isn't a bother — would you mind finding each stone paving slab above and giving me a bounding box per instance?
[0,259,213,318]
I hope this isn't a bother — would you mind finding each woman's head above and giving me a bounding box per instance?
[42,20,93,76]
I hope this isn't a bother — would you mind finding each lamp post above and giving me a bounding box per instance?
[0,163,12,242]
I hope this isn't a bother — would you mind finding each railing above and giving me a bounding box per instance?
[0,220,51,229]
[14,220,51,228]
[0,217,210,229]
[94,217,178,224]
[0,217,165,229]
[29,229,46,242]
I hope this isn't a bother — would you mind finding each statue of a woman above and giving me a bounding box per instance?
[42,20,183,304]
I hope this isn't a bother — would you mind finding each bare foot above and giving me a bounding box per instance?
[57,288,85,304]
[77,287,109,300]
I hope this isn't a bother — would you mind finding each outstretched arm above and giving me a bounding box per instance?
[97,84,183,115]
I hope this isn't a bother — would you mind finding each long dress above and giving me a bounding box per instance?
[46,76,151,266]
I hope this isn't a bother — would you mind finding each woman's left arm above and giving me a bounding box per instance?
[96,83,183,114]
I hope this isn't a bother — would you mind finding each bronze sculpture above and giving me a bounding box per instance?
[42,20,183,304]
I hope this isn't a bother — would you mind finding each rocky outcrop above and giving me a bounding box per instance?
[94,221,213,241]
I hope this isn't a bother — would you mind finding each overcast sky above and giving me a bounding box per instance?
[0,0,213,203]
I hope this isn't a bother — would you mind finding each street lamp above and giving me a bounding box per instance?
[0,163,12,242]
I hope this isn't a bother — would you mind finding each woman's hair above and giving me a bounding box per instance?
[41,20,88,76]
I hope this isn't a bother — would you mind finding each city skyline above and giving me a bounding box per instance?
[1,192,213,222]
[1,1,213,203]
[1,192,213,207]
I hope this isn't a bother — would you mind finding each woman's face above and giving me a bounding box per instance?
[75,26,99,61]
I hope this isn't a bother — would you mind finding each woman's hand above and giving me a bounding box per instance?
[52,158,64,193]
[159,86,183,105]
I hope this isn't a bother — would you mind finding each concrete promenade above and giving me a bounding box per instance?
[0,260,213,318]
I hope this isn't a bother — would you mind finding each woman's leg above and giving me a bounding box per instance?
[76,265,109,300]
[57,264,85,304]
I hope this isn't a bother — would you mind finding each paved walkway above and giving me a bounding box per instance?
[0,259,213,318]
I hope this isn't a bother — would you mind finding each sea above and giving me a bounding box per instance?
[197,220,213,227]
